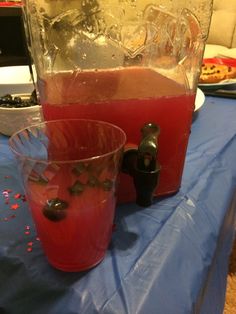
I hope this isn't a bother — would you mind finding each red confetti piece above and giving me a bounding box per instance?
[4,175,11,179]
[27,247,32,252]
[27,242,33,247]
[25,225,30,230]
[11,204,19,210]
[0,214,17,221]
[24,231,30,235]
[3,189,12,193]
[14,193,21,199]
[35,237,40,241]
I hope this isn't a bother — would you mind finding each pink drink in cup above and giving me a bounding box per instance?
[9,119,126,271]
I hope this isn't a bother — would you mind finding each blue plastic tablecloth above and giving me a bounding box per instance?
[0,96,236,314]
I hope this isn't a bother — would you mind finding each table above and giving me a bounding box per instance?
[0,96,236,314]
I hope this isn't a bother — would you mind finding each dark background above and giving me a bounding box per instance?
[0,6,29,66]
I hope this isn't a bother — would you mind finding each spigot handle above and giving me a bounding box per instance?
[137,123,160,172]
[122,123,161,207]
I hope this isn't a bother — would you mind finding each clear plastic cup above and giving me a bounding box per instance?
[9,119,126,272]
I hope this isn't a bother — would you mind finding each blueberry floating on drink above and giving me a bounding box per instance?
[43,198,68,221]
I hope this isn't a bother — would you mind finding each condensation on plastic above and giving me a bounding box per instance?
[23,0,213,92]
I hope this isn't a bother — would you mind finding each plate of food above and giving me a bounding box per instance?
[198,59,236,90]
[195,88,205,111]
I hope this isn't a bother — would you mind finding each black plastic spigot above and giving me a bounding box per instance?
[122,123,161,207]
[133,166,160,207]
